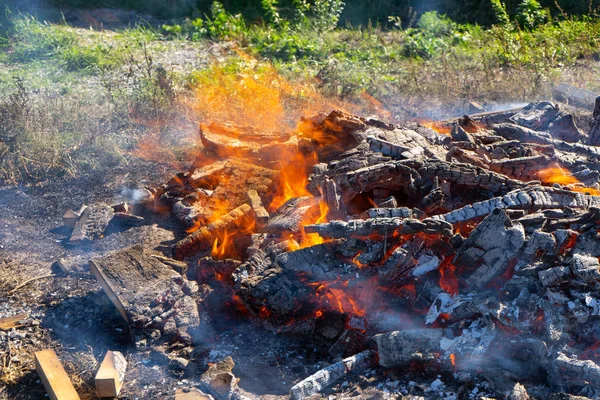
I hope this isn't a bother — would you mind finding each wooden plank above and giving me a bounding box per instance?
[95,351,127,398]
[89,245,181,325]
[34,349,80,400]
[0,312,28,330]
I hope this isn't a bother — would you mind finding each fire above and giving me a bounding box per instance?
[537,164,600,195]
[211,230,230,259]
[417,119,452,135]
[310,281,365,317]
[449,353,456,367]
[439,256,459,296]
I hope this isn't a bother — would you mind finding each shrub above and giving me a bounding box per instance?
[515,0,548,30]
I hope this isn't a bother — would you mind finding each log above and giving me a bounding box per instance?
[34,349,80,400]
[95,350,127,398]
[200,122,296,160]
[489,155,552,181]
[235,265,312,325]
[263,196,319,234]
[364,207,415,219]
[289,350,374,400]
[553,83,597,110]
[246,190,269,227]
[492,123,553,145]
[509,101,583,143]
[305,217,453,239]
[453,208,525,289]
[172,204,253,260]
[69,203,114,243]
[275,242,355,281]
[555,352,600,389]
[374,329,443,368]
[90,245,199,341]
[431,187,600,224]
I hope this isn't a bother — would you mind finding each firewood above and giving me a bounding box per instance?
[555,352,600,389]
[111,202,129,213]
[172,204,253,260]
[378,237,425,282]
[0,312,28,330]
[305,217,453,239]
[246,189,269,227]
[523,230,556,258]
[235,266,311,325]
[570,253,600,282]
[374,329,444,368]
[538,266,570,287]
[231,249,271,286]
[90,245,200,342]
[289,350,374,400]
[95,350,127,398]
[366,135,426,160]
[200,122,296,159]
[492,123,553,145]
[263,196,319,234]
[110,212,145,228]
[432,187,600,224]
[34,349,80,400]
[364,207,415,219]
[489,155,552,181]
[509,101,583,143]
[62,205,87,229]
[69,203,114,243]
[275,242,355,281]
[451,123,474,143]
[454,209,525,289]
[553,83,597,110]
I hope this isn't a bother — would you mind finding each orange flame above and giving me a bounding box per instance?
[417,119,452,135]
[537,164,600,195]
[449,353,456,367]
[310,281,365,318]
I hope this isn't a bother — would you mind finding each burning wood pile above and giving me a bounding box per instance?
[68,99,600,398]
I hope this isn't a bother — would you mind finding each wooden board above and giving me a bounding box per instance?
[95,350,126,398]
[0,313,28,330]
[89,245,181,324]
[34,349,80,400]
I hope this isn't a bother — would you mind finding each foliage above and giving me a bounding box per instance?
[490,0,512,27]
[515,0,548,30]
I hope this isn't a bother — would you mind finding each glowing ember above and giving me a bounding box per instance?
[439,257,459,296]
[310,281,365,318]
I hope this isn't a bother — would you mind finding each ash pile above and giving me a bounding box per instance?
[65,99,600,399]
